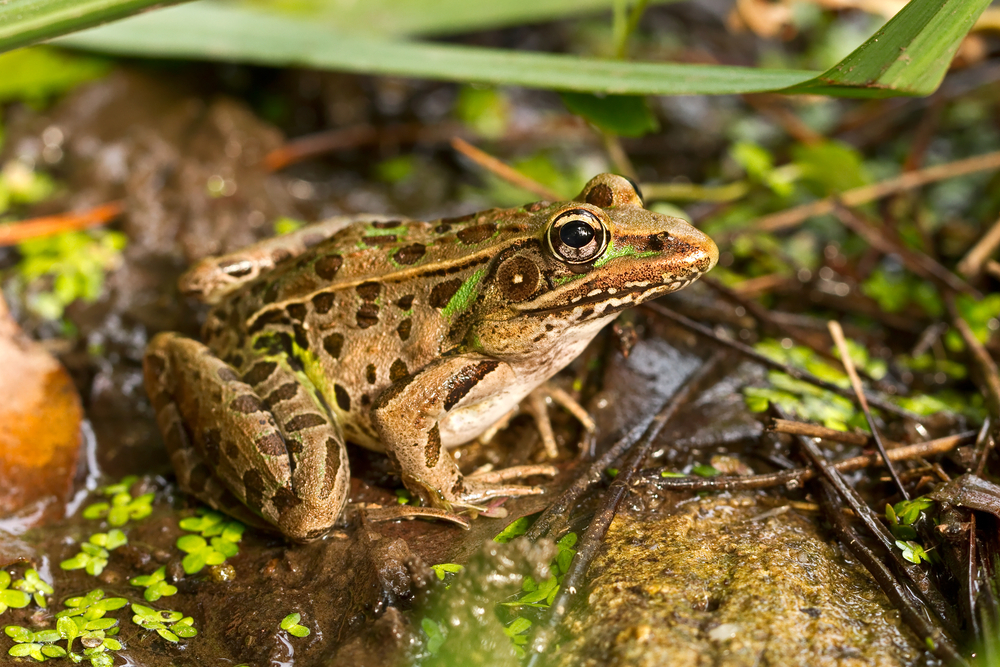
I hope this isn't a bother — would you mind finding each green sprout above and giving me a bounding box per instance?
[691,464,722,478]
[83,486,154,527]
[430,564,464,581]
[421,618,446,655]
[130,604,197,643]
[886,497,934,540]
[4,626,65,661]
[12,569,54,608]
[55,590,128,623]
[280,613,311,638]
[493,516,532,544]
[129,567,177,602]
[60,531,126,577]
[896,540,931,565]
[0,571,31,614]
[176,509,244,574]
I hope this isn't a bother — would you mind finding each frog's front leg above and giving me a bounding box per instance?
[143,333,349,542]
[371,355,557,512]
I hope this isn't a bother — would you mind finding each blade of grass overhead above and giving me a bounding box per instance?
[0,0,189,54]
[55,2,816,95]
[783,0,992,97]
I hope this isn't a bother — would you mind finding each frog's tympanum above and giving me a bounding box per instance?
[143,174,718,541]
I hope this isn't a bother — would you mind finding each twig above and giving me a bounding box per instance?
[816,481,969,666]
[769,418,890,447]
[641,180,749,203]
[957,214,1000,280]
[828,320,909,500]
[450,137,563,201]
[832,204,978,298]
[947,296,1000,449]
[524,353,723,666]
[642,302,920,421]
[781,405,961,640]
[0,201,124,247]
[747,149,1000,234]
[599,133,638,182]
[643,431,974,492]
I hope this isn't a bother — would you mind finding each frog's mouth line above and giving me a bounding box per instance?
[519,272,703,317]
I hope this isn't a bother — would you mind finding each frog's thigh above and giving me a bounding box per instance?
[371,355,517,499]
[143,332,348,541]
[179,214,408,302]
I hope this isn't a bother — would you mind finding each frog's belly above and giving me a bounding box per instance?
[438,381,538,447]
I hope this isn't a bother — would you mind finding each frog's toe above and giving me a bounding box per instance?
[466,464,558,484]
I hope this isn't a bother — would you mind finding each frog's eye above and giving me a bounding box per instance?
[548,208,609,264]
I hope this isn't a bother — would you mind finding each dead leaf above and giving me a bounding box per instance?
[0,294,82,525]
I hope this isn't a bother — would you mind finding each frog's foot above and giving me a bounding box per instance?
[480,383,596,459]
[445,464,558,511]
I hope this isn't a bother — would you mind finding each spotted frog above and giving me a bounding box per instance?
[143,174,718,541]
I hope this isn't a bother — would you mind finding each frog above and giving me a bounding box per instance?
[142,173,718,541]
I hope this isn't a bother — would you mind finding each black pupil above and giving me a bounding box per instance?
[560,221,595,248]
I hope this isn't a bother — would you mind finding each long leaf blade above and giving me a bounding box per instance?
[55,3,816,95]
[784,0,992,97]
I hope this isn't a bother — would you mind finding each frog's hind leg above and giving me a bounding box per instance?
[179,214,409,304]
[143,332,349,541]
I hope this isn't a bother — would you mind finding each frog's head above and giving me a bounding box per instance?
[473,173,717,358]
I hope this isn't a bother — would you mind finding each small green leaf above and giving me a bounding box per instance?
[494,516,533,543]
[559,92,659,137]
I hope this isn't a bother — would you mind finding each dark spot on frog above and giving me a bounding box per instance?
[396,294,414,310]
[227,353,245,370]
[231,395,264,414]
[371,220,402,229]
[365,364,377,384]
[496,255,540,302]
[585,182,614,208]
[312,292,335,314]
[397,318,412,341]
[217,367,240,383]
[265,383,298,407]
[314,254,343,281]
[360,393,371,406]
[293,324,310,351]
[321,438,342,496]
[356,303,379,328]
[394,243,427,265]
[202,428,222,466]
[450,479,464,496]
[219,260,252,278]
[285,413,327,432]
[263,282,281,304]
[425,424,441,469]
[286,303,307,322]
[334,384,351,411]
[323,333,344,359]
[429,278,463,308]
[434,223,452,234]
[187,464,212,494]
[457,223,497,245]
[363,235,397,247]
[248,309,291,335]
[356,281,382,301]
[285,438,302,455]
[800,607,822,619]
[545,323,554,331]
[271,486,302,514]
[271,248,291,264]
[389,359,408,382]
[444,360,500,411]
[440,212,475,225]
[242,470,267,511]
[243,361,277,386]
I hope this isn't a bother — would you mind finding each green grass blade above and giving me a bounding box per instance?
[55,2,815,95]
[783,0,992,97]
[0,0,189,53]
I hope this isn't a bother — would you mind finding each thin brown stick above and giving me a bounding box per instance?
[828,320,909,499]
[641,180,749,203]
[832,204,978,297]
[450,137,563,201]
[957,215,1000,279]
[748,149,1000,234]
[645,431,974,492]
[642,302,920,421]
[947,296,1000,449]
[524,353,724,666]
[0,201,124,247]
[769,418,881,447]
